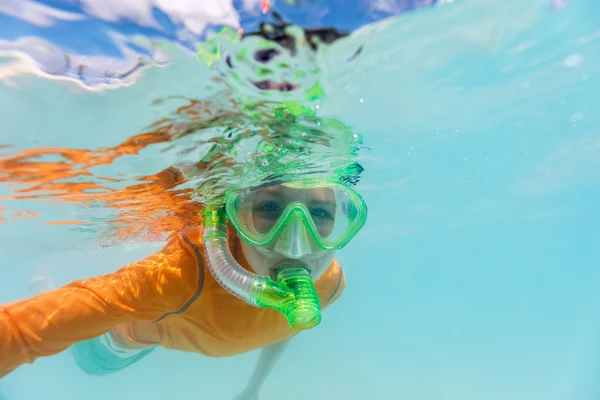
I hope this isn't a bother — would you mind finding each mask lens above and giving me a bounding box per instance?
[226,182,367,249]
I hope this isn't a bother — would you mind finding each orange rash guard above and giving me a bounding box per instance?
[0,225,346,378]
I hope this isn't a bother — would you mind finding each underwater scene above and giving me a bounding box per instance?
[1,0,600,399]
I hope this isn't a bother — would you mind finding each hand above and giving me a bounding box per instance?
[232,389,260,400]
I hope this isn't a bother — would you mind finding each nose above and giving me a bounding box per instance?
[273,218,312,259]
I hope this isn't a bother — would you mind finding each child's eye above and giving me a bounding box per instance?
[311,208,334,222]
[254,202,282,219]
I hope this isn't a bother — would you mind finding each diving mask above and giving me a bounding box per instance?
[202,180,366,330]
[225,180,368,251]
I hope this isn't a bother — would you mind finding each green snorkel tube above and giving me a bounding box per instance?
[202,206,322,330]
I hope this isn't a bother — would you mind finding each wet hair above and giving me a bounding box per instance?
[255,162,364,189]
[339,162,364,186]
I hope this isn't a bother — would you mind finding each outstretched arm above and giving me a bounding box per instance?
[0,234,198,378]
[233,339,292,400]
[0,280,131,377]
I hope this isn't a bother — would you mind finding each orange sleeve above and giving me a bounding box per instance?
[0,234,200,378]
[320,260,346,308]
[326,268,346,307]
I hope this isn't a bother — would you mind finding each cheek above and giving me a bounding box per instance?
[240,240,271,275]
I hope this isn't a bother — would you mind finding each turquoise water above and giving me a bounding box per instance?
[2,0,600,399]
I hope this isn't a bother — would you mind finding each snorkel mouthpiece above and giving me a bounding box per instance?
[202,206,322,330]
[272,265,322,330]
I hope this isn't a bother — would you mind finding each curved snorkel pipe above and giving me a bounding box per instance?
[202,206,322,330]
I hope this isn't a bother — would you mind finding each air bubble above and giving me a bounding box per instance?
[570,113,583,122]
[563,54,583,67]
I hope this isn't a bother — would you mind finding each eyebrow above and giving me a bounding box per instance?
[253,193,335,206]
[252,191,282,200]
[307,199,336,206]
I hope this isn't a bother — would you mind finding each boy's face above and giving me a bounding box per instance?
[237,184,337,281]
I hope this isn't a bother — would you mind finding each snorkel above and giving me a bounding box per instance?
[195,26,365,329]
[202,206,322,330]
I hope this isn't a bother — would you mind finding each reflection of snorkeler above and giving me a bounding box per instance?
[228,15,351,93]
[0,177,367,399]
